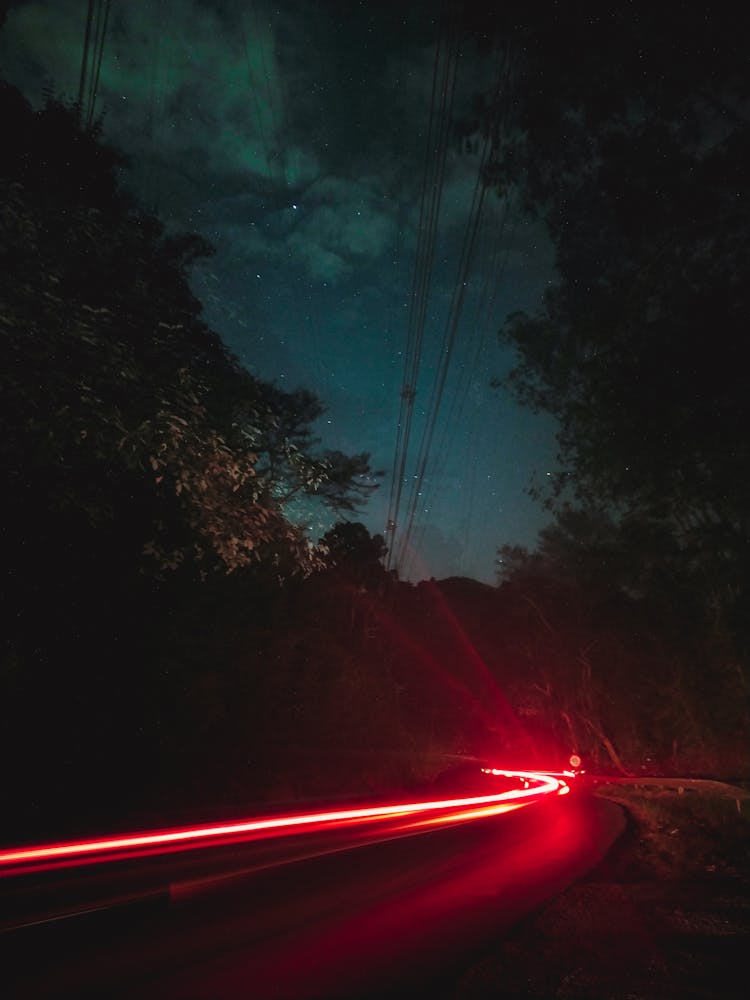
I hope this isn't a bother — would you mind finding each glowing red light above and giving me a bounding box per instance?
[569,753,582,770]
[0,770,565,874]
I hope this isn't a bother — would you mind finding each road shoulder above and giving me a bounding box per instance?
[455,781,750,1000]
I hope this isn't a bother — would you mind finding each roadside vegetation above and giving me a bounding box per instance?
[457,782,750,999]
[1,70,748,850]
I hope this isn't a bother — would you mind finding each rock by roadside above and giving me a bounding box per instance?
[454,781,750,1000]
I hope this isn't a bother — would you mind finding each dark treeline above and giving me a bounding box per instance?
[467,3,750,779]
[1,49,748,846]
[0,81,501,843]
[0,80,392,840]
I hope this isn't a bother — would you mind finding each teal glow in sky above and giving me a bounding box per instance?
[0,0,558,583]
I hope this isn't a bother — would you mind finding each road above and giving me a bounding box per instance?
[2,780,624,998]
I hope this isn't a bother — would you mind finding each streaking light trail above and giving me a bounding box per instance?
[0,770,567,874]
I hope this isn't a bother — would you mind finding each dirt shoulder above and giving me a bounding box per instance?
[455,780,750,1000]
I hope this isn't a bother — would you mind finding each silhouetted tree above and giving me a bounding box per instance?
[0,81,387,834]
[321,522,388,587]
[466,5,750,728]
[496,509,748,775]
[0,83,378,585]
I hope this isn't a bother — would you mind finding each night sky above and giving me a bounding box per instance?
[0,0,559,583]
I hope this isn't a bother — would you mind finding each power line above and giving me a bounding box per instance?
[393,37,518,579]
[385,0,461,570]
[78,0,112,127]
[396,129,491,574]
[407,184,521,579]
[77,0,95,112]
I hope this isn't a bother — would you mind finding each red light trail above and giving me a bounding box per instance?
[0,770,569,875]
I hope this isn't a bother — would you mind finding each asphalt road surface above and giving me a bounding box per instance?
[3,792,624,999]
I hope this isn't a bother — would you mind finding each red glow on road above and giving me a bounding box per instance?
[0,770,565,875]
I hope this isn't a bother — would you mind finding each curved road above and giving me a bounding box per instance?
[3,789,624,999]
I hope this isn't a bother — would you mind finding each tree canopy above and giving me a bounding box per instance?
[0,82,379,587]
[462,5,750,653]
[0,79,394,837]
[456,3,750,772]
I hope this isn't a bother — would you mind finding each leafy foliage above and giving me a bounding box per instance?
[321,521,388,586]
[0,82,378,581]
[495,509,748,776]
[486,7,750,531]
[462,6,750,674]
[0,79,394,838]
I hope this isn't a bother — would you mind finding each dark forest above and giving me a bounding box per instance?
[1,2,749,847]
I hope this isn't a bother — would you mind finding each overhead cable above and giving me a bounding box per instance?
[385,0,461,570]
[395,37,517,578]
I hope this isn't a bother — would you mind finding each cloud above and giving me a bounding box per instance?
[1,0,83,89]
[0,0,561,580]
[284,176,396,280]
[1,1,517,287]
[2,1,315,186]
